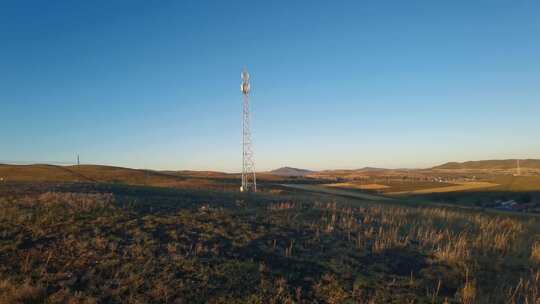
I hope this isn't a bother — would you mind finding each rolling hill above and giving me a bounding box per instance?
[0,164,229,189]
[433,159,540,170]
[268,167,314,176]
[0,164,300,188]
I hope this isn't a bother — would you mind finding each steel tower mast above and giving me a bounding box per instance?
[240,68,257,192]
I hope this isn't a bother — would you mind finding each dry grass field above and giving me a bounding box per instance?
[1,163,539,303]
[491,175,540,192]
[0,181,538,303]
[0,164,223,187]
[298,167,540,212]
[0,165,301,192]
[0,164,304,190]
[325,183,390,190]
[387,182,500,195]
[283,184,393,201]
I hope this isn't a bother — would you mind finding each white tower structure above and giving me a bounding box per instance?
[240,68,257,192]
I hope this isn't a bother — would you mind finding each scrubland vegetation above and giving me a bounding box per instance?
[0,182,539,303]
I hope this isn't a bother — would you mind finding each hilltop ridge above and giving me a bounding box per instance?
[268,167,314,176]
[433,159,540,170]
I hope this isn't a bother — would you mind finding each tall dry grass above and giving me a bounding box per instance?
[506,270,540,304]
[531,242,540,263]
[315,203,531,265]
[13,191,115,212]
[313,201,539,302]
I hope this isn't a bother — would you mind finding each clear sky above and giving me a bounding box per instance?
[1,1,539,172]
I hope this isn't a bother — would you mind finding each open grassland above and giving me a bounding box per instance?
[325,183,389,190]
[387,182,500,195]
[316,175,540,196]
[0,165,304,192]
[375,181,457,193]
[0,164,229,188]
[0,182,539,303]
[409,176,540,210]
[283,184,392,201]
[318,179,462,195]
[0,165,290,192]
[434,159,540,170]
[491,175,540,192]
[314,174,540,212]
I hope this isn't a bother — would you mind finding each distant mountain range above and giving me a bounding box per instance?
[355,167,387,171]
[268,167,314,176]
[432,159,540,170]
[267,159,540,177]
[2,160,539,183]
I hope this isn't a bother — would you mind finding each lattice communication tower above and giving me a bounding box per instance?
[240,68,257,192]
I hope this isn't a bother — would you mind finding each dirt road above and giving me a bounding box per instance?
[281,184,393,201]
[281,184,540,217]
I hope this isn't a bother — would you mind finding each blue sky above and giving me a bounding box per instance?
[1,1,539,171]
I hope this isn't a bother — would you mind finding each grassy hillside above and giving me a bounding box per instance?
[434,159,540,170]
[0,164,308,191]
[0,164,79,182]
[0,164,231,190]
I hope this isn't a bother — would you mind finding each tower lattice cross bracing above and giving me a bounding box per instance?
[240,68,257,192]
